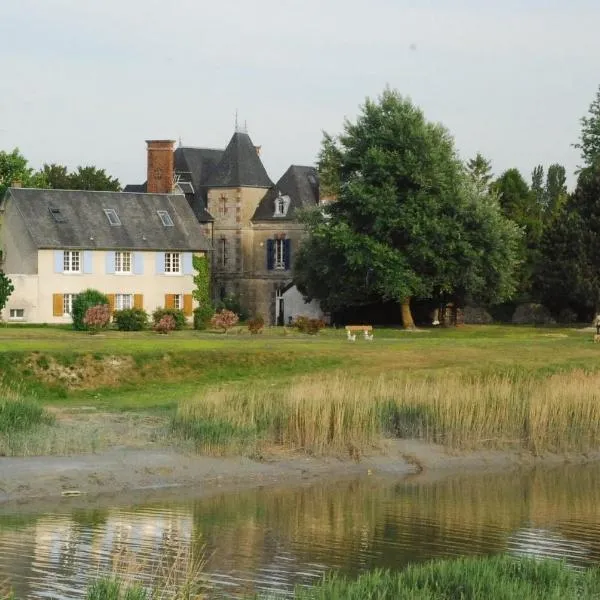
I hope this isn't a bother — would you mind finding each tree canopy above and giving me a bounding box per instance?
[0,149,121,196]
[294,89,521,328]
[574,85,600,168]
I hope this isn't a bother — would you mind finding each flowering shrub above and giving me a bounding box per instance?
[154,314,176,334]
[82,304,111,334]
[72,289,109,331]
[292,316,326,335]
[247,315,265,334]
[210,309,239,333]
[152,308,186,330]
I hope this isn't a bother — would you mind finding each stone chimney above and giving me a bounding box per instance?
[146,140,175,193]
[11,180,22,188]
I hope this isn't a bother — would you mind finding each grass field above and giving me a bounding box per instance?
[1,324,600,456]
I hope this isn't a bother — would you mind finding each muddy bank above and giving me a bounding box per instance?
[2,439,600,509]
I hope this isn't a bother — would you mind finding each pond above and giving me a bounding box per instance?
[2,464,600,598]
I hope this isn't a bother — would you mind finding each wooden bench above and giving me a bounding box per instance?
[345,325,374,341]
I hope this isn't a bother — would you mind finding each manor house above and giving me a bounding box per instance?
[125,130,323,324]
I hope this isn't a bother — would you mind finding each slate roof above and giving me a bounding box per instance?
[252,165,319,222]
[174,147,224,192]
[123,183,147,193]
[205,132,273,188]
[4,188,211,251]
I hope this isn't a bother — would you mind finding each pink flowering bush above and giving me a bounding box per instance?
[210,309,239,333]
[154,314,176,334]
[82,304,111,334]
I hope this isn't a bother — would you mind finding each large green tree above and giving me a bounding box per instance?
[544,163,568,221]
[466,152,493,194]
[536,164,600,317]
[294,90,521,328]
[574,85,600,168]
[0,149,46,197]
[68,166,120,191]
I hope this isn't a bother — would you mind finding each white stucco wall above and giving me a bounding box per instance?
[281,285,324,325]
[1,249,199,323]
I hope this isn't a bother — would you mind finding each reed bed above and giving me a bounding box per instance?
[289,556,600,599]
[172,370,600,455]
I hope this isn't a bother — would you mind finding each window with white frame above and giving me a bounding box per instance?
[104,208,121,226]
[115,294,133,310]
[274,239,285,269]
[9,309,24,320]
[63,251,81,273]
[173,294,183,310]
[63,293,77,315]
[164,252,181,274]
[115,251,132,273]
[157,210,174,227]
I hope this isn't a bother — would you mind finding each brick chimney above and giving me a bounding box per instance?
[146,140,175,193]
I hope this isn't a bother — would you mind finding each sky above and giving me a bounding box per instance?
[1,0,599,190]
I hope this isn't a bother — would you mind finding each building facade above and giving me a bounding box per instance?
[127,132,324,324]
[0,188,210,323]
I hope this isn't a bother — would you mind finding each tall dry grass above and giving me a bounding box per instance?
[172,370,600,455]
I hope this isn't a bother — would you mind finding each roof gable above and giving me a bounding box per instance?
[5,188,210,251]
[206,132,272,188]
[252,165,319,222]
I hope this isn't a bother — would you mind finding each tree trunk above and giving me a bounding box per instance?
[401,298,416,330]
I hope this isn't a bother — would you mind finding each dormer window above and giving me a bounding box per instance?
[274,194,290,217]
[104,208,121,226]
[157,210,174,227]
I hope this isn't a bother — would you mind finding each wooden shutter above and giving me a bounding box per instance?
[52,294,64,317]
[165,294,175,309]
[183,294,193,316]
[134,294,144,309]
[266,239,274,270]
[284,239,291,270]
[107,294,116,313]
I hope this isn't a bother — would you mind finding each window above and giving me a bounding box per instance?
[274,239,285,269]
[63,251,81,273]
[115,251,132,273]
[219,194,228,216]
[115,294,133,310]
[173,294,183,310]
[157,210,174,227]
[164,252,181,274]
[104,208,121,226]
[49,206,66,223]
[220,238,228,268]
[63,294,77,315]
[9,309,24,320]
[274,194,290,217]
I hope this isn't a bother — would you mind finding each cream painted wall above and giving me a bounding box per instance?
[1,249,201,323]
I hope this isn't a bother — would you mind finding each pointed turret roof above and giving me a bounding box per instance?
[206,132,273,188]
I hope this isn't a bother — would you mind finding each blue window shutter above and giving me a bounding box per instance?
[133,252,144,275]
[156,252,165,274]
[83,251,93,274]
[54,251,64,273]
[284,239,291,271]
[266,239,274,270]
[105,251,115,274]
[183,252,193,275]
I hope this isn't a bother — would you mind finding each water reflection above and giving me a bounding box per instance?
[2,464,600,598]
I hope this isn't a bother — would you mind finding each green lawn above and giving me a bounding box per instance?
[0,324,597,412]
